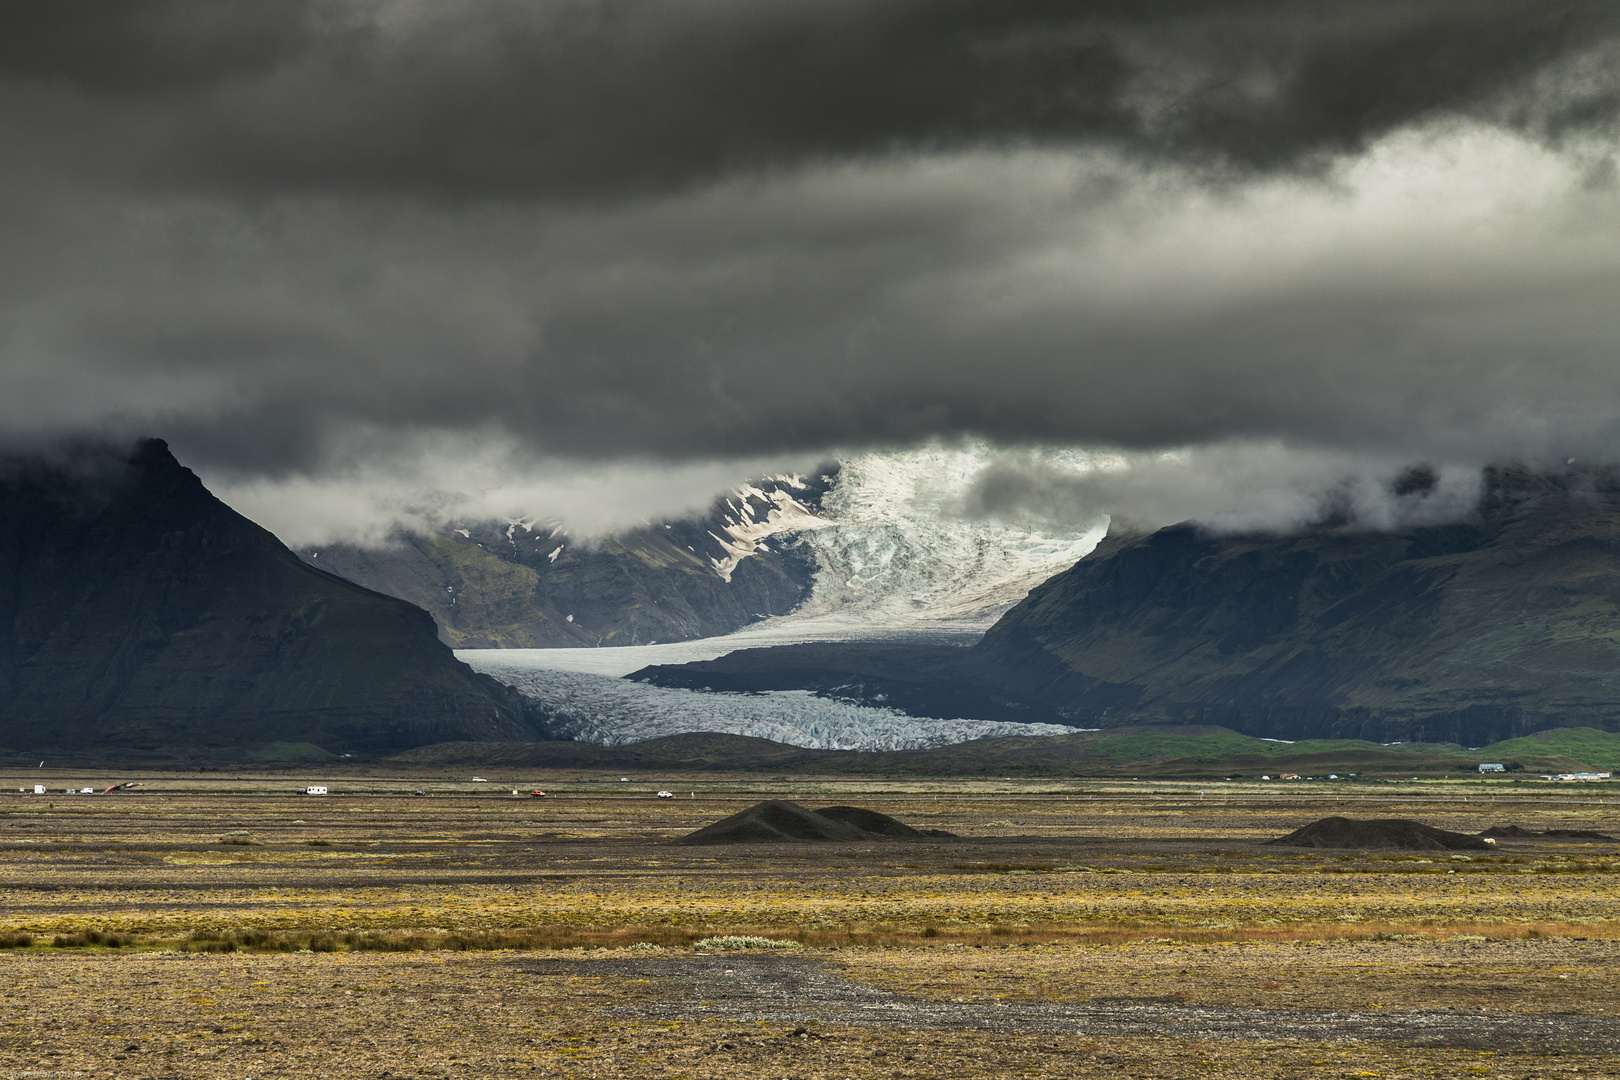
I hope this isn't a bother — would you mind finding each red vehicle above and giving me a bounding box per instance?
[529,790,547,798]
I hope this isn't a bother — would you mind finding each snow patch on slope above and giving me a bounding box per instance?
[708,478,834,582]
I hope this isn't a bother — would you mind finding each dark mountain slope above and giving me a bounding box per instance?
[0,439,539,757]
[301,472,833,648]
[630,642,1070,725]
[975,466,1620,744]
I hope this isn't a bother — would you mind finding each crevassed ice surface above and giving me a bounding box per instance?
[476,664,1078,750]
[461,442,1108,748]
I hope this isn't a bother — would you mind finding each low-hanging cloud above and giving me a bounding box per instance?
[208,428,823,547]
[962,443,1484,535]
[2,1,1620,540]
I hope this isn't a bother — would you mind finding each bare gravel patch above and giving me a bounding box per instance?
[537,951,1620,1052]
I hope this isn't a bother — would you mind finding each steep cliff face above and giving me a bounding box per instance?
[0,439,540,757]
[301,474,831,648]
[974,466,1620,745]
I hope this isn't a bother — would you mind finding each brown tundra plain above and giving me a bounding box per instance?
[1,772,1617,1079]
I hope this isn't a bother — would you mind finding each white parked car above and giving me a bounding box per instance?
[471,777,488,782]
[656,790,675,799]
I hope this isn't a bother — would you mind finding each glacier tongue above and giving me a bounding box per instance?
[462,442,1109,749]
[472,660,1079,750]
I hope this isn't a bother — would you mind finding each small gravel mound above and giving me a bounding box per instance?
[1268,816,1491,850]
[676,800,950,844]
[1479,824,1537,838]
[812,805,955,838]
[1541,828,1616,840]
[677,800,871,844]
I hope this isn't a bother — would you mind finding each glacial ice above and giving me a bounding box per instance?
[469,660,1078,750]
[789,443,1108,630]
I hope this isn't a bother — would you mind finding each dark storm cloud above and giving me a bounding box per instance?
[3,0,1620,539]
[3,0,1616,199]
[0,0,314,94]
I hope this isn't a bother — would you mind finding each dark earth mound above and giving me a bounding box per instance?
[813,805,955,838]
[677,801,950,845]
[1268,817,1491,850]
[1540,829,1615,839]
[1479,825,1538,838]
[677,801,869,844]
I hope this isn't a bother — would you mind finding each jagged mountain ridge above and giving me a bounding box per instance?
[0,439,539,757]
[301,472,834,648]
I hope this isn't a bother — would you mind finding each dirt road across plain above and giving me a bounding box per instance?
[555,952,1620,1051]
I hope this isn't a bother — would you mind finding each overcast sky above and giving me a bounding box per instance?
[4,0,1619,540]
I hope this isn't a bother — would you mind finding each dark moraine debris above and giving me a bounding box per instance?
[1479,824,1538,838]
[676,801,951,845]
[1268,817,1491,850]
[1540,829,1616,840]
[813,805,955,838]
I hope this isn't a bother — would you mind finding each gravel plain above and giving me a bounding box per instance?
[0,774,1616,1077]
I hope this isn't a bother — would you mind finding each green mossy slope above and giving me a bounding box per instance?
[976,466,1620,746]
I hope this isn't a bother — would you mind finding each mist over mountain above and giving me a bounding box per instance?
[307,444,1112,652]
[0,439,539,759]
[297,472,834,648]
